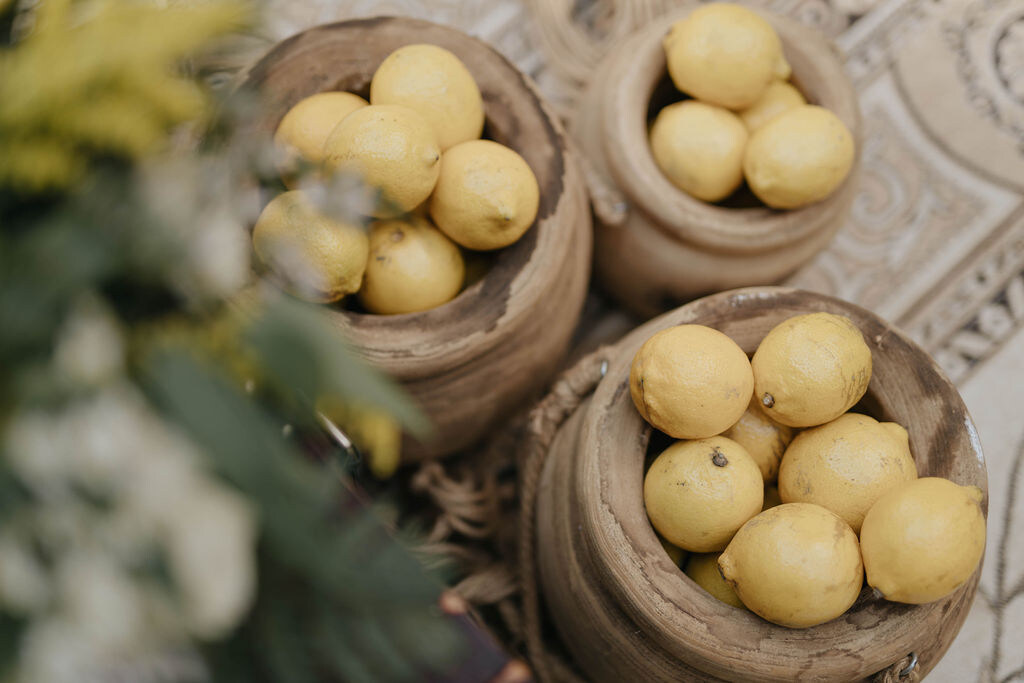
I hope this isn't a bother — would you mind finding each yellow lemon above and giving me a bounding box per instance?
[778,413,917,533]
[762,483,782,510]
[861,477,985,604]
[359,214,464,314]
[649,101,748,202]
[630,325,753,439]
[274,92,368,173]
[663,3,790,109]
[316,396,401,479]
[659,535,687,568]
[429,140,539,251]
[751,312,872,428]
[644,436,763,552]
[685,553,744,608]
[719,503,863,628]
[252,190,368,303]
[323,104,440,218]
[722,395,795,482]
[370,43,484,151]
[743,105,855,209]
[736,80,805,132]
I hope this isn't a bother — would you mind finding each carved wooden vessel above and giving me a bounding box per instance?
[536,287,987,681]
[240,18,592,460]
[573,8,862,318]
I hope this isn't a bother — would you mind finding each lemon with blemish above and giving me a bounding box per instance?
[743,105,855,209]
[370,43,484,151]
[649,101,748,202]
[736,81,805,132]
[860,477,985,604]
[429,140,539,251]
[722,395,794,482]
[251,190,368,303]
[274,92,368,175]
[323,104,441,218]
[685,553,744,608]
[643,436,763,552]
[778,413,917,533]
[751,312,872,428]
[630,325,753,439]
[663,3,790,109]
[359,214,464,314]
[718,503,863,628]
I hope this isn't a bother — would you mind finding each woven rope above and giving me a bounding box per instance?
[412,350,611,681]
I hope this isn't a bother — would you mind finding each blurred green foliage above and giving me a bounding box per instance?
[0,1,475,681]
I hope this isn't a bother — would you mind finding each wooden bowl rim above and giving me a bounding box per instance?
[238,17,576,379]
[574,286,987,680]
[600,8,863,255]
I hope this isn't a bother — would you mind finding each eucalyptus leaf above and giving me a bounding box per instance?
[243,294,431,437]
[140,348,444,608]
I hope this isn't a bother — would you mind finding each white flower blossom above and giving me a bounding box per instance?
[163,480,258,639]
[4,411,68,498]
[17,617,97,683]
[184,205,253,300]
[57,550,145,651]
[0,532,50,614]
[138,156,255,305]
[52,294,124,387]
[4,380,260,672]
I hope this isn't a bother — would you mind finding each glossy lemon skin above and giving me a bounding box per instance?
[429,139,539,251]
[274,91,368,169]
[860,477,985,604]
[663,3,790,109]
[719,502,863,628]
[644,436,764,552]
[630,325,754,440]
[751,312,872,428]
[722,396,795,482]
[649,101,748,202]
[685,552,744,608]
[323,104,441,218]
[251,190,368,303]
[778,413,917,533]
[359,214,464,315]
[743,105,855,209]
[370,43,484,151]
[737,80,805,132]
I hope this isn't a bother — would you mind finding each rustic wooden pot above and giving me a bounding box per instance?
[239,18,592,461]
[573,7,862,319]
[534,287,987,682]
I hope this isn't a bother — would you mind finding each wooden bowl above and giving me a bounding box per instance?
[239,18,592,461]
[535,287,987,682]
[573,7,862,319]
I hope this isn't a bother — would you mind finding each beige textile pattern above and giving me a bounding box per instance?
[252,0,1024,680]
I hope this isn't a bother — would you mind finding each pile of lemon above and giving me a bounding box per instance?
[649,3,854,209]
[252,44,540,314]
[632,313,985,628]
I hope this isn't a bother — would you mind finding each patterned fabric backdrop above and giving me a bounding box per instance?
[241,0,1024,679]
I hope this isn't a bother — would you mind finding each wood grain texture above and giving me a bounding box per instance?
[536,287,987,682]
[572,6,862,318]
[238,18,592,460]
